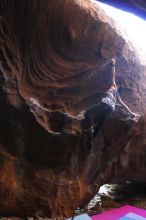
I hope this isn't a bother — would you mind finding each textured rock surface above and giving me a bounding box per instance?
[0,0,146,218]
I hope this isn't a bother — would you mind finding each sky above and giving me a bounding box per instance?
[96,1,146,63]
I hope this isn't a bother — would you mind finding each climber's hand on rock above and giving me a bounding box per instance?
[131,112,141,120]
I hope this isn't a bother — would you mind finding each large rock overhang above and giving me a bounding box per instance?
[0,0,146,218]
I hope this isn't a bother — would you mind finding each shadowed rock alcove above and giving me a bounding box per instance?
[0,0,146,218]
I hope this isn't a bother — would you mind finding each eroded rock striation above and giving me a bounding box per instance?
[0,0,146,218]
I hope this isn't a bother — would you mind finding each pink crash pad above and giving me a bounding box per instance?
[91,205,146,220]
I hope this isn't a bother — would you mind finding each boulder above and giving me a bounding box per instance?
[0,0,146,217]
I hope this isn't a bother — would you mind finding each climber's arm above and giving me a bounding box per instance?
[117,94,135,116]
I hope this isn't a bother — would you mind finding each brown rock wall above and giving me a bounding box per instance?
[0,0,146,217]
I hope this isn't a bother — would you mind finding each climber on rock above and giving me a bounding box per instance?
[82,58,138,137]
[101,58,136,116]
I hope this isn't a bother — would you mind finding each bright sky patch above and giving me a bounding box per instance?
[96,1,146,63]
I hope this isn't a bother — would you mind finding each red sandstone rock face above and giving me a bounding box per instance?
[0,0,146,218]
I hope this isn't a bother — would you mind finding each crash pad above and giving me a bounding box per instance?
[91,205,146,220]
[66,213,92,220]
